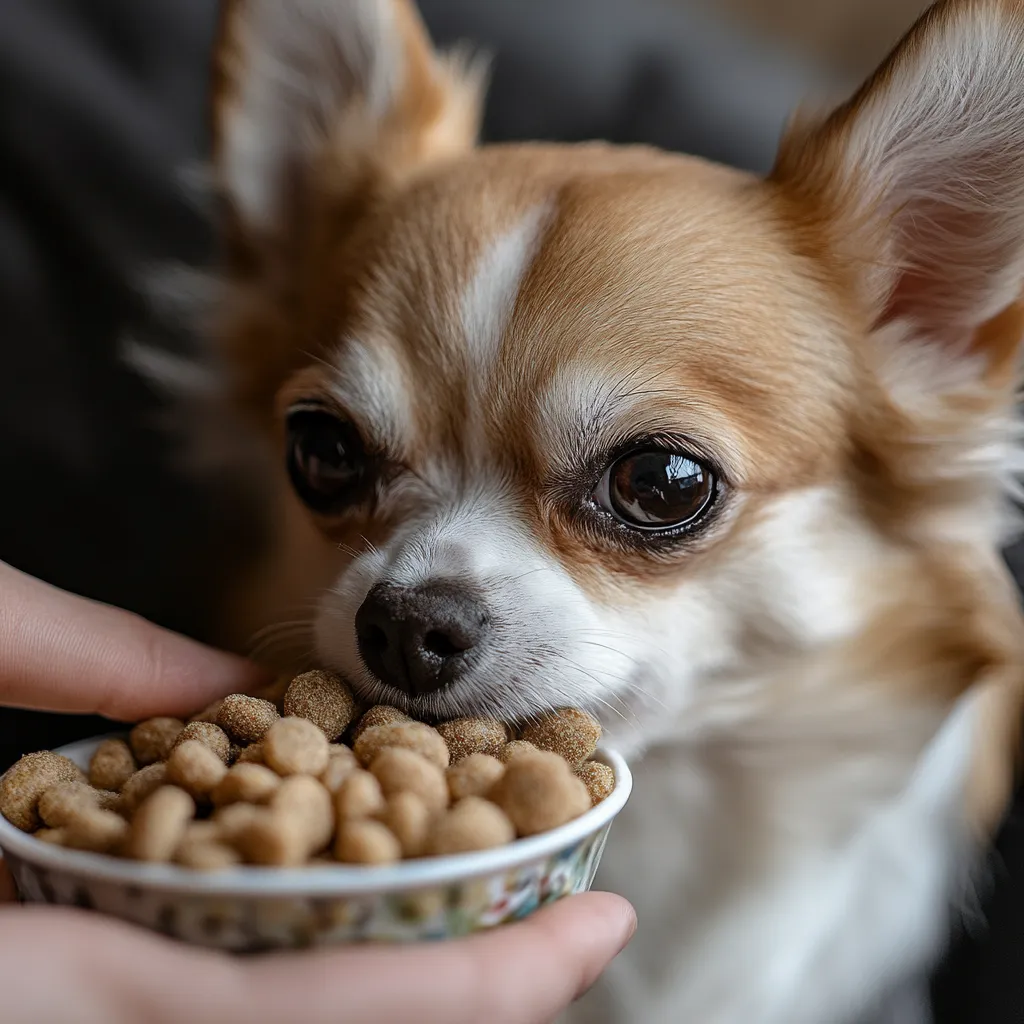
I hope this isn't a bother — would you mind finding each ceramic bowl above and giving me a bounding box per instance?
[0,735,631,950]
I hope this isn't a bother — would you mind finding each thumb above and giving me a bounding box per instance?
[0,561,268,720]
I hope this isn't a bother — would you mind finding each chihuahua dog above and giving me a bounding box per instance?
[147,0,1024,1020]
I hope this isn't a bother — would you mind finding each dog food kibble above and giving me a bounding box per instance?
[89,739,137,791]
[283,670,356,741]
[236,742,264,765]
[520,708,602,767]
[64,808,130,854]
[212,763,280,806]
[576,761,616,805]
[7,673,615,870]
[166,740,228,800]
[429,797,516,855]
[0,752,84,832]
[127,786,195,862]
[490,751,592,836]
[320,746,358,792]
[117,763,168,817]
[334,769,387,820]
[38,782,116,827]
[351,704,409,741]
[381,792,431,857]
[354,721,449,770]
[447,753,506,802]
[335,819,401,865]
[173,722,232,764]
[498,740,539,763]
[263,717,330,776]
[175,838,241,871]
[370,748,448,814]
[35,827,67,845]
[270,775,334,853]
[129,718,185,765]
[217,694,279,744]
[213,802,261,843]
[435,717,508,763]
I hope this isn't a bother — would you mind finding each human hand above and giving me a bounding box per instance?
[0,560,636,1023]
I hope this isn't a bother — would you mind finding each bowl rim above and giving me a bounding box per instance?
[0,735,632,896]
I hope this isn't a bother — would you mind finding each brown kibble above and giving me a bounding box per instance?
[173,722,232,764]
[129,718,185,765]
[64,808,130,854]
[435,718,508,763]
[175,839,241,871]
[166,740,228,800]
[38,782,108,828]
[217,694,279,744]
[498,740,539,764]
[263,717,330,777]
[270,775,334,853]
[211,763,281,807]
[34,827,67,846]
[576,761,616,805]
[236,742,264,765]
[181,820,221,845]
[447,753,506,802]
[351,705,409,742]
[380,792,431,857]
[213,802,261,843]
[88,739,136,791]
[126,786,195,862]
[334,770,386,820]
[189,698,225,724]
[320,746,359,792]
[236,809,308,866]
[283,670,356,741]
[489,751,591,836]
[370,748,448,814]
[520,708,601,767]
[354,722,449,770]
[117,763,168,817]
[334,819,401,865]
[429,797,515,855]
[0,752,84,832]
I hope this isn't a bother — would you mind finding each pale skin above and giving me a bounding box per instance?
[0,560,636,1023]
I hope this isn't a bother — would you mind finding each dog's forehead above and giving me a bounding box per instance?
[332,148,856,487]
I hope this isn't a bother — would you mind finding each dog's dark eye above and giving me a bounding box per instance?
[286,408,367,513]
[594,448,715,531]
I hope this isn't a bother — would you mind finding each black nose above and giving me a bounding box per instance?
[355,582,490,697]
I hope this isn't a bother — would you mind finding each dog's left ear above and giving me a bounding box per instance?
[774,0,1024,397]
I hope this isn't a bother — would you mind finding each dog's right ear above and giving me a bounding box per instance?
[212,0,483,247]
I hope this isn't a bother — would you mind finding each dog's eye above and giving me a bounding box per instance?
[286,408,367,513]
[594,448,715,531]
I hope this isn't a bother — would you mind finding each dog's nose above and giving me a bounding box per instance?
[355,582,489,697]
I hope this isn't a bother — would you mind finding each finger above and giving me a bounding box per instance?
[243,891,637,1024]
[0,561,269,720]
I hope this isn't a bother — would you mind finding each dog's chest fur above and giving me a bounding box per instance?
[567,694,979,1024]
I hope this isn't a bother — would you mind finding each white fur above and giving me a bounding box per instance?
[569,691,978,1024]
[325,337,416,456]
[459,204,551,373]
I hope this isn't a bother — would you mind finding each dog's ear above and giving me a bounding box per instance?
[774,0,1024,400]
[212,0,483,244]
